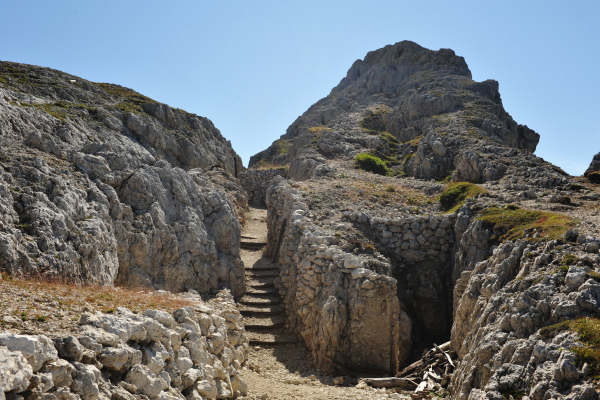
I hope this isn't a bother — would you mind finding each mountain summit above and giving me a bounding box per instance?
[250,41,544,183]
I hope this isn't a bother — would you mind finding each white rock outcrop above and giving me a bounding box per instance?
[0,290,248,400]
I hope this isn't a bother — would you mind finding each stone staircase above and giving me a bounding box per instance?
[238,209,296,346]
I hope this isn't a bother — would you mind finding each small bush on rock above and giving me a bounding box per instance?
[354,153,391,175]
[439,182,486,212]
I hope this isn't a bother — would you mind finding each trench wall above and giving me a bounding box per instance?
[264,177,410,374]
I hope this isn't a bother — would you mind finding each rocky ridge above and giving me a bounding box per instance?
[0,61,246,296]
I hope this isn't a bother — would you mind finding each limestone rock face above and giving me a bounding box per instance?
[449,207,600,399]
[249,41,552,184]
[0,62,245,296]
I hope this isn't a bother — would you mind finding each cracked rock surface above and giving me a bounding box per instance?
[0,62,245,296]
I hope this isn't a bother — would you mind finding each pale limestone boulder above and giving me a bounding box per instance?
[43,359,75,388]
[144,309,176,329]
[71,362,101,400]
[125,365,168,397]
[194,379,218,400]
[0,346,33,392]
[0,334,58,372]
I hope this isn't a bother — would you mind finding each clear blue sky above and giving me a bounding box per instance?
[2,1,598,174]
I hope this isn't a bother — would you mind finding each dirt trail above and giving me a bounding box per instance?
[237,208,405,400]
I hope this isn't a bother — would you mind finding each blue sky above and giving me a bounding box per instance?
[2,1,598,174]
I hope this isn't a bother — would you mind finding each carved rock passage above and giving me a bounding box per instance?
[239,168,288,208]
[265,178,409,374]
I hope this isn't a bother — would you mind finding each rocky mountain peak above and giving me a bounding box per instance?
[337,40,472,98]
[250,41,544,183]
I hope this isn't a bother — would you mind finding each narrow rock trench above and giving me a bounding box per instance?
[237,208,400,400]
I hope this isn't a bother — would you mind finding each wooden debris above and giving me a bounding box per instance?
[359,377,417,389]
[360,341,457,395]
[400,341,456,395]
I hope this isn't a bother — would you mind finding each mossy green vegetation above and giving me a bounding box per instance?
[15,100,96,121]
[540,317,600,378]
[404,135,423,146]
[478,206,577,242]
[354,153,391,176]
[439,182,486,213]
[379,131,400,151]
[561,253,578,266]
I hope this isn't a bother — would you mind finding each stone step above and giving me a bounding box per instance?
[247,270,279,278]
[241,235,259,240]
[240,241,267,251]
[247,331,297,346]
[242,290,278,299]
[239,304,284,316]
[247,280,275,290]
[244,316,285,330]
[246,287,276,295]
[247,275,275,283]
[239,295,281,306]
[245,264,278,271]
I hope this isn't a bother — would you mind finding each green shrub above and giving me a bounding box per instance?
[439,182,486,212]
[478,207,577,242]
[354,153,390,175]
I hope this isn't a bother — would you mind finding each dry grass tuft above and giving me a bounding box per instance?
[0,273,194,314]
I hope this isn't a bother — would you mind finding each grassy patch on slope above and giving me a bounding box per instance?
[540,317,600,379]
[439,182,486,213]
[478,206,577,242]
[98,82,157,113]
